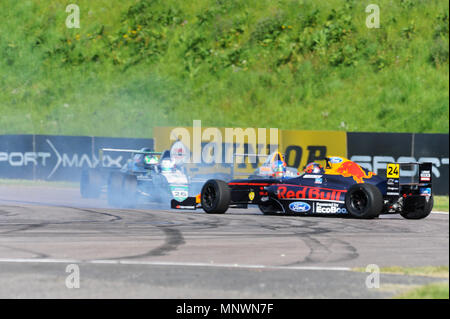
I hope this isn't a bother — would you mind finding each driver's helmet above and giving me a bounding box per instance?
[134,148,156,166]
[160,159,174,172]
[272,160,287,177]
[304,162,324,174]
[144,155,158,165]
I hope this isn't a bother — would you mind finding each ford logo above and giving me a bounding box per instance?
[329,157,343,164]
[289,201,311,213]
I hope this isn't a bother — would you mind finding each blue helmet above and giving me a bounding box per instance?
[272,160,287,177]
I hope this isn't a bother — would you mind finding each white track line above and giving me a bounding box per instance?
[0,257,351,272]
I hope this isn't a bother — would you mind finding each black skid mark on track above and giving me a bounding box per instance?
[287,236,359,265]
[276,219,360,266]
[145,227,186,257]
[110,226,185,260]
[0,205,35,218]
[104,209,187,260]
[0,206,123,237]
[141,209,232,231]
[0,222,48,235]
[0,209,17,217]
[67,207,123,222]
[215,214,359,265]
[0,244,49,259]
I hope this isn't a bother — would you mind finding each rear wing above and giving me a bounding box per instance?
[99,148,162,168]
[385,162,432,196]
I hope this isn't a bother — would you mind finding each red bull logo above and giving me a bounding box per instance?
[277,185,346,202]
[335,161,373,183]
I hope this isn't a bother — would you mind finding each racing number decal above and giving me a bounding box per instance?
[386,163,400,178]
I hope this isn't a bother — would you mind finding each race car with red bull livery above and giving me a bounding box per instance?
[172,156,433,219]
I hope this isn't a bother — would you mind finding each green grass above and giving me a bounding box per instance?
[395,282,449,299]
[0,0,448,137]
[353,265,449,278]
[378,266,449,278]
[434,196,449,212]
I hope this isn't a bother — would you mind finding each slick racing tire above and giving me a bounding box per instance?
[345,183,383,219]
[400,196,433,220]
[80,169,102,198]
[122,174,138,208]
[108,172,124,207]
[201,179,230,214]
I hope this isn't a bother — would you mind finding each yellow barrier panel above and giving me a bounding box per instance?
[280,130,347,171]
[153,126,347,177]
[154,125,280,177]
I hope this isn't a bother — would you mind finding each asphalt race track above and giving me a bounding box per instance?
[0,184,448,298]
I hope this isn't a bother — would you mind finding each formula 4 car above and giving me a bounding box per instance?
[80,141,192,207]
[171,156,434,219]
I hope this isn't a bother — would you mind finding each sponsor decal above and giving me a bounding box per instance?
[420,170,431,182]
[276,185,345,203]
[248,191,255,201]
[289,202,311,213]
[315,178,323,184]
[171,187,188,202]
[386,178,399,195]
[315,202,347,214]
[420,187,431,195]
[260,196,269,202]
[329,157,343,164]
[335,161,373,183]
[387,178,398,185]
[303,174,322,179]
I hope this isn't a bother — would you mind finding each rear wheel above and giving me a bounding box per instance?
[108,172,124,207]
[401,196,433,219]
[345,183,383,219]
[80,169,102,198]
[122,174,138,208]
[201,179,230,214]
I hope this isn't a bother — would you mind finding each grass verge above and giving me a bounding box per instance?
[353,266,449,278]
[0,0,448,136]
[394,282,449,299]
[434,196,449,212]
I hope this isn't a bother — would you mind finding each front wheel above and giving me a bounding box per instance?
[345,183,383,219]
[201,179,230,214]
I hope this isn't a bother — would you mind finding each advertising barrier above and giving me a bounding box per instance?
[347,132,448,195]
[280,130,347,171]
[0,131,448,195]
[0,135,153,182]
